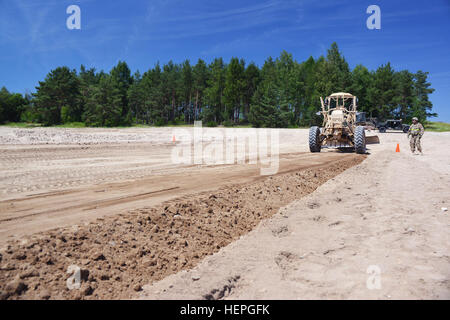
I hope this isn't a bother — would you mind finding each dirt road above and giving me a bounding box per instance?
[140,131,450,300]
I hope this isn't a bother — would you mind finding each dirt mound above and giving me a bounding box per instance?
[0,156,364,300]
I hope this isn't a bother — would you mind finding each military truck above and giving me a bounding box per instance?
[377,119,410,133]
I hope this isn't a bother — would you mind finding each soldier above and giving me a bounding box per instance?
[407,117,424,154]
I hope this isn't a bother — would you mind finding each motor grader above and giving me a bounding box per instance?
[309,92,379,154]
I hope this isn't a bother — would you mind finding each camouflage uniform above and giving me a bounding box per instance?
[407,122,424,153]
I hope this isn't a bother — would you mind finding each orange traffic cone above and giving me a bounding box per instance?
[172,135,176,143]
[395,143,400,152]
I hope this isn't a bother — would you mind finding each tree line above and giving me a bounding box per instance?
[0,43,435,128]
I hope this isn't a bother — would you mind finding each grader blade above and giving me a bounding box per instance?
[365,135,380,144]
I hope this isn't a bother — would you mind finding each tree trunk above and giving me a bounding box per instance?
[189,92,192,123]
[195,90,199,121]
[172,91,175,121]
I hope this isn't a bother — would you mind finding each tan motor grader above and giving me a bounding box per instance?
[309,92,379,154]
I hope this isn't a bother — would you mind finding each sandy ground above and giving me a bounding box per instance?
[0,127,356,244]
[140,131,450,300]
[0,127,363,299]
[0,127,448,299]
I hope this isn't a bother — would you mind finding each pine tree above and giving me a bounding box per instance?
[83,75,123,127]
[325,43,351,92]
[249,82,277,127]
[243,62,261,122]
[275,51,297,127]
[143,63,165,125]
[110,61,132,124]
[350,65,373,115]
[204,58,226,123]
[161,61,182,122]
[248,54,292,128]
[192,59,209,120]
[394,70,415,120]
[412,71,435,121]
[181,60,193,122]
[368,63,397,120]
[33,67,81,125]
[223,58,245,122]
[127,71,146,124]
[297,56,319,126]
[249,82,291,128]
[0,87,27,123]
[79,65,102,123]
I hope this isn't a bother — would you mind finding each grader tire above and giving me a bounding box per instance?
[354,126,366,154]
[309,126,321,152]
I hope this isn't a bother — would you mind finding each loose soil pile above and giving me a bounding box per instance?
[0,156,364,299]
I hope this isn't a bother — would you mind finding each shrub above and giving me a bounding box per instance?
[222,120,234,127]
[205,121,217,127]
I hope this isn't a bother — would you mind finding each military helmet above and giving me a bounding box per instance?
[412,117,418,121]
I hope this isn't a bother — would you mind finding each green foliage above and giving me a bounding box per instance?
[205,121,217,127]
[127,71,145,124]
[223,58,245,122]
[249,81,291,128]
[60,106,71,123]
[412,71,435,122]
[367,63,397,120]
[154,118,168,126]
[20,109,38,123]
[2,43,437,128]
[249,52,295,128]
[83,75,123,127]
[325,43,351,91]
[0,87,29,123]
[394,70,415,120]
[192,59,210,121]
[424,121,450,132]
[54,122,86,128]
[350,65,372,112]
[200,106,216,123]
[0,122,42,128]
[204,58,226,123]
[222,120,234,127]
[33,67,81,125]
[168,116,185,126]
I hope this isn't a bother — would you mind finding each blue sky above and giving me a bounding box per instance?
[1,0,449,121]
